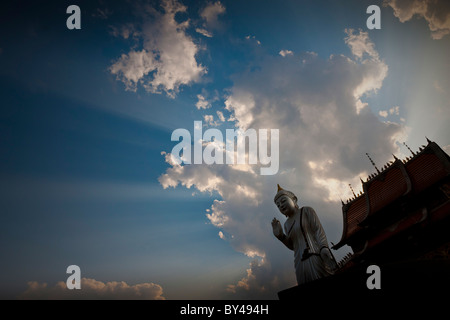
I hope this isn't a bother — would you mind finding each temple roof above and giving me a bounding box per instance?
[333,139,450,250]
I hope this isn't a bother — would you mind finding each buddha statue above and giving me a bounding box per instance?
[272,184,337,285]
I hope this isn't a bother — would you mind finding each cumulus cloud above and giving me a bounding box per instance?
[196,2,226,38]
[279,50,293,57]
[216,110,226,122]
[200,1,226,28]
[203,114,215,125]
[385,0,450,39]
[196,90,220,110]
[226,259,265,293]
[20,278,165,300]
[202,113,226,126]
[109,50,156,90]
[344,29,388,106]
[159,29,405,298]
[379,106,400,119]
[196,94,211,109]
[196,27,213,38]
[390,106,400,115]
[245,35,261,45]
[109,0,206,97]
[345,28,379,60]
[379,110,388,118]
[378,106,400,118]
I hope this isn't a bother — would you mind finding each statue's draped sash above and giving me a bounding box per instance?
[285,206,335,285]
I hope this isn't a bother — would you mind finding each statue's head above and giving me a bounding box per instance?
[274,184,299,217]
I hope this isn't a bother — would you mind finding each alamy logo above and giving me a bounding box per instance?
[66,5,81,30]
[66,265,81,289]
[366,265,381,289]
[170,121,279,175]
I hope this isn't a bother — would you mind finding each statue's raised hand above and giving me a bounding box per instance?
[271,218,283,238]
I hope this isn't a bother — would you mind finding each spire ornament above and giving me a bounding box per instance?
[366,153,380,174]
[403,142,416,156]
[349,184,356,198]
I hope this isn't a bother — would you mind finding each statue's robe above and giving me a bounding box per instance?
[284,206,336,285]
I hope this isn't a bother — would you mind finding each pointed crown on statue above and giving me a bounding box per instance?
[274,184,298,203]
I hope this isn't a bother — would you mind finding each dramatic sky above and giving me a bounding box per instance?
[0,0,449,299]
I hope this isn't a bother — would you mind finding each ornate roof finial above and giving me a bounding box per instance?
[366,153,380,174]
[392,154,398,161]
[349,184,356,198]
[403,142,415,156]
[426,136,432,144]
[277,184,283,192]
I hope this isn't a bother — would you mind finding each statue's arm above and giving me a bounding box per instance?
[278,233,294,251]
[271,218,293,250]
